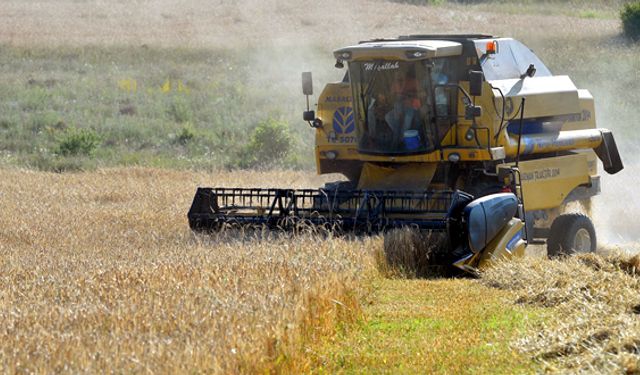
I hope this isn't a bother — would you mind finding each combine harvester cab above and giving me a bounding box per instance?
[189,34,623,273]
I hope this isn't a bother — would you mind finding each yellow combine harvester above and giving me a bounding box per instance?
[189,35,623,273]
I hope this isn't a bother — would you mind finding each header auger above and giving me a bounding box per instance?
[189,35,623,273]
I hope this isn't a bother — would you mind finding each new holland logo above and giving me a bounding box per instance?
[332,106,355,134]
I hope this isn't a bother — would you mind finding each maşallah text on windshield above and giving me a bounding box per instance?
[363,62,400,71]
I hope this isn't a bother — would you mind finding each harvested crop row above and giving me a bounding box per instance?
[482,252,640,373]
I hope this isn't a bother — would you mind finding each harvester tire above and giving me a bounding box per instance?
[547,213,596,257]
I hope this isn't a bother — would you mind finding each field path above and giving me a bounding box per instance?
[314,278,540,373]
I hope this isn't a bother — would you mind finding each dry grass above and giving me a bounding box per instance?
[0,167,378,373]
[482,252,640,373]
[0,0,622,49]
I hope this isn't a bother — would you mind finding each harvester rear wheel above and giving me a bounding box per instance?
[547,213,596,257]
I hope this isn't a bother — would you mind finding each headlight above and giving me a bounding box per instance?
[324,151,338,160]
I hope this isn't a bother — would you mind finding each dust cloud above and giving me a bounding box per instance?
[577,44,640,247]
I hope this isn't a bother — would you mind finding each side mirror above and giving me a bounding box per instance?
[302,72,315,124]
[302,72,313,96]
[520,64,536,79]
[303,110,315,122]
[469,71,484,97]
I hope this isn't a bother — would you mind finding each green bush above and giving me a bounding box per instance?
[176,123,196,144]
[241,118,293,168]
[621,2,640,40]
[56,128,100,156]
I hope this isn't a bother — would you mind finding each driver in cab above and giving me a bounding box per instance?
[385,70,422,150]
[368,69,423,152]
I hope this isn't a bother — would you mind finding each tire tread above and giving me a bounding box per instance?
[547,213,596,257]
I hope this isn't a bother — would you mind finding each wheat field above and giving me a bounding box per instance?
[0,168,379,373]
[2,167,640,373]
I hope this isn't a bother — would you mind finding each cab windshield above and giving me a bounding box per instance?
[350,60,451,154]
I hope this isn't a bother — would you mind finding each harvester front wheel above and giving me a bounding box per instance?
[547,213,596,257]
